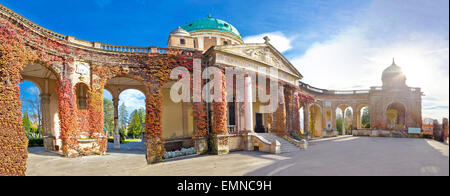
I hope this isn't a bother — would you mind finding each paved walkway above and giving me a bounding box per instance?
[26,137,449,176]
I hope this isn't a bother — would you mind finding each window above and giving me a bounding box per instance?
[223,41,228,45]
[180,39,185,45]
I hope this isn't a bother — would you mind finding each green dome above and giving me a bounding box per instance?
[181,15,242,38]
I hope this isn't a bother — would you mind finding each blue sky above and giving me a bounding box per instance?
[10,0,448,120]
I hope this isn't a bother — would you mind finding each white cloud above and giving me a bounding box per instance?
[290,0,449,120]
[243,31,293,53]
[118,89,146,113]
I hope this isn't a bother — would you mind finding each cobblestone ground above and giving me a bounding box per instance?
[26,137,449,176]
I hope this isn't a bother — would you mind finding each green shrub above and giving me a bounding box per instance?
[28,138,44,147]
[107,137,127,144]
[291,132,301,140]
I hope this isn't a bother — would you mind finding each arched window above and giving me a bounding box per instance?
[180,39,185,45]
[75,83,88,110]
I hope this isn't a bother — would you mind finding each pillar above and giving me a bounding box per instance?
[243,76,253,132]
[41,93,54,151]
[339,106,347,135]
[292,92,301,132]
[331,107,337,130]
[113,97,120,149]
[275,85,286,135]
[352,105,358,131]
[303,103,310,135]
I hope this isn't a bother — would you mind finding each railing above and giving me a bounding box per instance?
[0,3,200,57]
[299,81,370,95]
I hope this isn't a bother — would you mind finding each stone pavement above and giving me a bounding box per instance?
[26,137,449,176]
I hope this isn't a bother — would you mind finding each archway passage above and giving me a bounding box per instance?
[309,104,322,137]
[105,76,148,150]
[336,107,343,135]
[343,107,354,134]
[336,105,353,135]
[19,81,42,141]
[358,106,370,129]
[386,102,406,130]
[20,63,61,152]
[299,106,304,134]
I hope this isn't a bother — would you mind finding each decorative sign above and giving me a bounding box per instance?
[75,61,90,76]
[408,128,421,134]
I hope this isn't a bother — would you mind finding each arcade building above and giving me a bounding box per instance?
[0,4,423,176]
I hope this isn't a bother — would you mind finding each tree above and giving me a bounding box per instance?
[361,107,370,128]
[103,98,114,136]
[118,103,128,129]
[336,117,343,134]
[23,86,42,138]
[127,110,142,139]
[23,111,32,136]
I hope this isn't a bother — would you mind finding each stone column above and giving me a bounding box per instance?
[243,76,253,132]
[332,107,337,130]
[339,106,346,135]
[275,85,287,135]
[303,103,310,135]
[292,92,301,132]
[352,105,358,131]
[113,97,120,149]
[40,93,54,151]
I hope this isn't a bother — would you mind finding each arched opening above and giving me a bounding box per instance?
[386,102,406,130]
[343,107,354,134]
[309,104,322,137]
[335,107,343,135]
[299,106,304,134]
[19,81,42,139]
[103,89,114,138]
[105,76,148,151]
[20,63,60,151]
[358,106,370,129]
[336,105,353,135]
[116,89,146,147]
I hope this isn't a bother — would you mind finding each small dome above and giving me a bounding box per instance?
[382,59,406,88]
[170,27,191,37]
[181,15,241,38]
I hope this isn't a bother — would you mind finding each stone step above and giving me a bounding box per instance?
[255,133,300,153]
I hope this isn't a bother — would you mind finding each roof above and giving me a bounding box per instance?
[181,15,241,38]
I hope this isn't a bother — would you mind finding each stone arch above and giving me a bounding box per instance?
[104,75,150,150]
[385,102,407,130]
[336,104,353,135]
[309,103,323,137]
[20,62,62,151]
[357,104,370,129]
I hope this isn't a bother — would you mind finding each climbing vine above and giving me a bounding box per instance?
[212,71,228,135]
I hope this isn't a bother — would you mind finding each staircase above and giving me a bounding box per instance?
[256,133,300,154]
